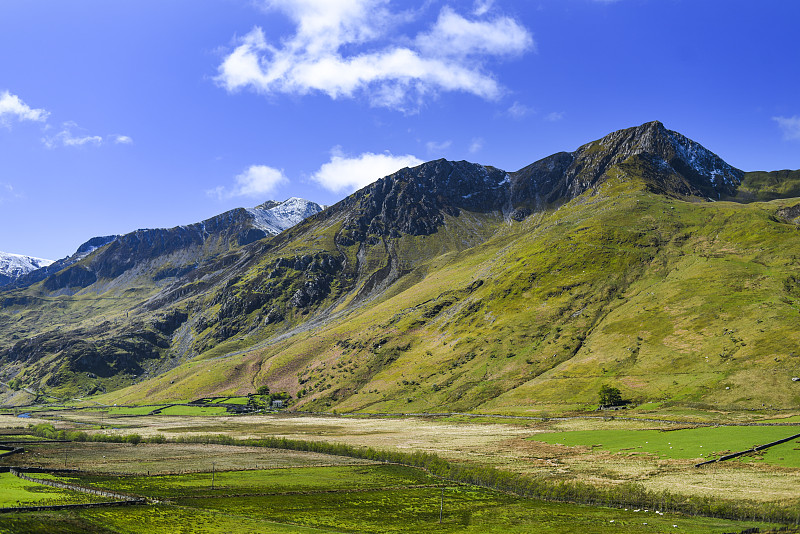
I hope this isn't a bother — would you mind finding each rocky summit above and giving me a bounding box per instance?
[1,122,799,414]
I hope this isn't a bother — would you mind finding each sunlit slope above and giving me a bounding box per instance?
[103,173,800,413]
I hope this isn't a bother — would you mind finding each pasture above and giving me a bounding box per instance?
[531,425,800,464]
[0,465,778,533]
[1,408,798,532]
[0,472,108,508]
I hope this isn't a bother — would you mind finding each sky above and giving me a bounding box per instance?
[1,0,799,260]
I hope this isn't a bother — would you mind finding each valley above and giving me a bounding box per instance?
[1,121,799,531]
[0,407,797,533]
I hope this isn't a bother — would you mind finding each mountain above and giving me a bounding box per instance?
[0,197,323,400]
[1,122,799,413]
[0,252,53,287]
[8,198,325,291]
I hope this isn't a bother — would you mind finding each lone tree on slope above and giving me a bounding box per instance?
[598,384,624,407]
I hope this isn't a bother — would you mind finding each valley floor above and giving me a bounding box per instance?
[0,407,798,532]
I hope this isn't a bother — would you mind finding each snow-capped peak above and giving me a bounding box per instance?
[0,251,54,285]
[246,197,325,235]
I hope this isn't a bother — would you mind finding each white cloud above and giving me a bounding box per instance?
[506,101,535,119]
[43,122,103,149]
[0,91,49,125]
[311,148,423,193]
[209,165,289,199]
[473,0,494,16]
[426,140,452,154]
[469,137,484,154]
[773,115,800,141]
[544,111,565,122]
[216,1,534,111]
[416,7,533,59]
[42,122,134,149]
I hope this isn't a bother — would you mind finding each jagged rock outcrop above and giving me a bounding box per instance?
[333,160,509,242]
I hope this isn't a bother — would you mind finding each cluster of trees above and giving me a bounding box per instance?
[598,385,625,407]
[30,423,144,445]
[247,386,290,410]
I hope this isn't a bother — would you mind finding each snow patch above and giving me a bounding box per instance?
[246,197,325,235]
[0,251,54,280]
[665,130,740,188]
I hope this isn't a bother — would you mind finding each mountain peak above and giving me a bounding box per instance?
[570,121,743,198]
[246,197,325,236]
[0,251,54,287]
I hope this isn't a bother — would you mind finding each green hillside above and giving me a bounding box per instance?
[100,172,800,414]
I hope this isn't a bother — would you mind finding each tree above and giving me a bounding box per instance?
[598,384,623,407]
[256,385,270,396]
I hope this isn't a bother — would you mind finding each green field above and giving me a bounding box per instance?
[103,406,163,416]
[0,465,777,534]
[532,425,800,464]
[208,397,249,405]
[39,464,434,499]
[0,472,108,508]
[153,405,228,416]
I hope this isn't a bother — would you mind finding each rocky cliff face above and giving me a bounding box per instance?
[332,160,509,243]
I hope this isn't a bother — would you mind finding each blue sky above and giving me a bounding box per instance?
[1,0,799,260]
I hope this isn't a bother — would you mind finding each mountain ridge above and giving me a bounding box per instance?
[1,121,799,411]
[7,198,325,292]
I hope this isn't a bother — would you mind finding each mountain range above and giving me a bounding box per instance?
[1,121,798,413]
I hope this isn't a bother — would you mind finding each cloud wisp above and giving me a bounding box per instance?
[1,91,132,148]
[0,182,23,204]
[426,140,452,155]
[505,101,535,120]
[469,137,484,154]
[312,147,423,193]
[544,111,565,122]
[216,0,534,111]
[0,91,49,126]
[773,116,800,141]
[209,165,289,200]
[42,122,134,149]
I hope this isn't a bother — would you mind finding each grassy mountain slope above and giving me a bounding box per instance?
[101,169,800,413]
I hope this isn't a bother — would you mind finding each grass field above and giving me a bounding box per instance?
[0,465,778,534]
[4,442,374,475]
[154,405,229,416]
[0,472,107,508]
[207,397,249,405]
[12,411,800,505]
[2,411,799,529]
[531,425,800,463]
